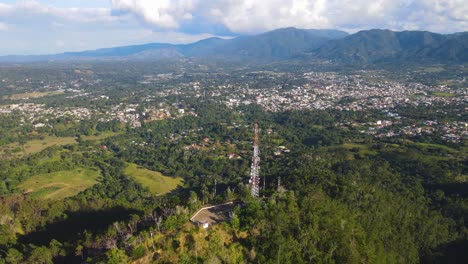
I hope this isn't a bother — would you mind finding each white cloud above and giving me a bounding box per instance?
[111,0,468,33]
[0,22,8,31]
[421,0,468,21]
[0,3,14,14]
[1,0,467,55]
[203,0,330,32]
[111,0,197,28]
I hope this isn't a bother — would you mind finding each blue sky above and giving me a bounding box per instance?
[0,0,466,55]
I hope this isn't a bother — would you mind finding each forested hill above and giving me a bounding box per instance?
[2,28,466,63]
[313,29,468,63]
[1,102,467,263]
[0,61,466,263]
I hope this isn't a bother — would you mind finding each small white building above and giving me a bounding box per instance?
[197,221,209,229]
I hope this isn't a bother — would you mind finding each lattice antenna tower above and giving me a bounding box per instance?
[250,123,260,198]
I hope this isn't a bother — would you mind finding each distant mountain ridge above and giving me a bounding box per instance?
[1,28,466,63]
[314,29,467,63]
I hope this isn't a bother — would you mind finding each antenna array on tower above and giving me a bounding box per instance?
[250,123,260,198]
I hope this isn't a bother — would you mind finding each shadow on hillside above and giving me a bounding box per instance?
[426,182,468,198]
[18,206,140,246]
[422,239,468,264]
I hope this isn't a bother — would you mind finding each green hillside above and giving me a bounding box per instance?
[18,168,99,200]
[124,163,182,195]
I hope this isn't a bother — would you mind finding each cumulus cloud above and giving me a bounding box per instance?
[111,0,468,33]
[1,0,467,55]
[200,0,330,33]
[111,0,197,28]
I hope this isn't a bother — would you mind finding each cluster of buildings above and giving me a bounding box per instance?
[1,67,465,144]
[221,71,466,112]
[0,99,190,130]
[0,103,93,123]
[374,121,467,143]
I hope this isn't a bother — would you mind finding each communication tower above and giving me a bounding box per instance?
[250,124,260,198]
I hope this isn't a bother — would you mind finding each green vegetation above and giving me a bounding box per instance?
[18,168,99,200]
[338,143,378,159]
[124,163,182,195]
[1,136,76,157]
[81,131,121,141]
[423,66,445,73]
[1,132,120,158]
[0,61,466,263]
[411,141,461,154]
[432,91,457,97]
[3,91,65,100]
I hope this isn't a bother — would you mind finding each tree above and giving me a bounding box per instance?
[230,212,240,230]
[189,191,200,211]
[49,239,65,258]
[128,214,140,234]
[27,246,53,264]
[201,184,210,205]
[106,248,128,264]
[225,187,235,201]
[5,248,23,264]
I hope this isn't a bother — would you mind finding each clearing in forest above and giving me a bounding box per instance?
[1,132,120,158]
[124,163,182,195]
[18,168,99,200]
[3,91,65,100]
[190,202,236,226]
[1,136,76,158]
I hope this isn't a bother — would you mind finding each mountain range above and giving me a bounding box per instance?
[1,28,466,63]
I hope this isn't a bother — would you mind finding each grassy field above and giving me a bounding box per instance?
[340,143,378,159]
[431,92,457,97]
[422,66,445,73]
[1,132,120,158]
[1,136,77,158]
[4,91,65,100]
[124,163,182,195]
[81,131,121,141]
[18,168,99,200]
[411,142,459,154]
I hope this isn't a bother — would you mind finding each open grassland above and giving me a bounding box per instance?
[431,92,457,97]
[4,91,65,100]
[1,132,120,158]
[81,131,121,141]
[336,143,378,160]
[18,168,99,200]
[422,66,445,73]
[0,136,76,158]
[411,142,460,154]
[124,163,182,195]
[21,136,76,154]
